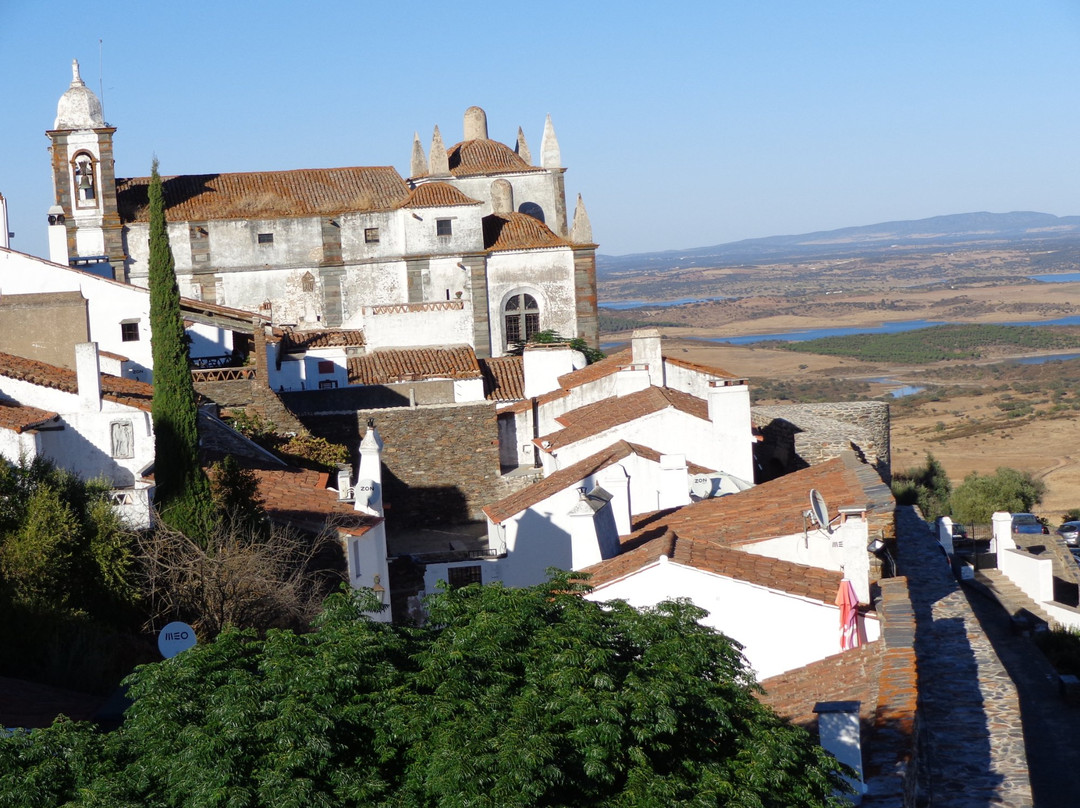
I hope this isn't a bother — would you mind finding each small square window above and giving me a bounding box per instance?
[257,233,274,245]
[365,227,380,244]
[436,219,452,237]
[447,565,482,588]
[317,360,335,374]
[120,322,140,342]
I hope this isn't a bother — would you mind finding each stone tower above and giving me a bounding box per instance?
[46,59,125,280]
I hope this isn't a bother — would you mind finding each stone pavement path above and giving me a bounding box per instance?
[963,583,1080,808]
[896,508,1034,807]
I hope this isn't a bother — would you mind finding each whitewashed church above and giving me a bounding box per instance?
[45,60,598,359]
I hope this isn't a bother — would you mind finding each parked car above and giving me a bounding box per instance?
[1057,521,1080,547]
[951,524,969,541]
[1011,513,1045,535]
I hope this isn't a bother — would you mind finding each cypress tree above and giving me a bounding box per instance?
[148,158,214,540]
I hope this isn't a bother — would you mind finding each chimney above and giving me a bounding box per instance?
[336,463,354,502]
[630,329,664,387]
[706,379,754,483]
[47,205,68,265]
[597,463,632,536]
[657,454,691,510]
[75,342,101,412]
[813,701,865,803]
[355,420,384,516]
[523,343,575,398]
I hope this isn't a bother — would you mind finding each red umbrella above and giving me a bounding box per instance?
[835,578,860,651]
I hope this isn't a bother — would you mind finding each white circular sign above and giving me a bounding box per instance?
[158,621,197,659]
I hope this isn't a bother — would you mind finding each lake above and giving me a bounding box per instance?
[705,315,1080,345]
[1030,272,1080,283]
[601,296,727,310]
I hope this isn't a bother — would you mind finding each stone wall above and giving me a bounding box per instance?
[301,401,525,526]
[753,401,891,482]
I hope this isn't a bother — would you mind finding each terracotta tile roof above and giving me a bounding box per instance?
[626,453,887,548]
[484,213,569,252]
[347,346,481,386]
[250,466,378,537]
[447,139,543,177]
[281,328,366,353]
[0,351,154,412]
[757,641,885,729]
[558,349,632,390]
[479,355,525,401]
[497,350,633,415]
[538,386,708,452]
[484,441,639,524]
[484,441,712,524]
[116,167,410,223]
[664,355,738,379]
[583,532,843,604]
[0,401,59,433]
[402,181,482,209]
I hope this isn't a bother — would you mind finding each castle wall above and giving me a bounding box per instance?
[752,401,891,481]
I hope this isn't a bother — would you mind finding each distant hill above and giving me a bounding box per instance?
[597,212,1080,277]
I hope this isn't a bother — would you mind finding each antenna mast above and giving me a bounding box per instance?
[98,38,104,120]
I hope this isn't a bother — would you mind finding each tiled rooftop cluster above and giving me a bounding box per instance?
[117,167,411,221]
[347,346,481,386]
[478,355,525,401]
[403,181,482,209]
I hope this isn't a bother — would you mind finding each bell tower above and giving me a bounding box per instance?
[46,59,125,280]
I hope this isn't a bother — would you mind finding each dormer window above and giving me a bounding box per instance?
[71,152,97,207]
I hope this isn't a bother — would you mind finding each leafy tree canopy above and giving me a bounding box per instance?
[0,575,848,807]
[950,466,1046,524]
[518,329,606,364]
[891,453,952,521]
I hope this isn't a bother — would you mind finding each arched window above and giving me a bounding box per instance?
[504,293,540,346]
[518,202,545,223]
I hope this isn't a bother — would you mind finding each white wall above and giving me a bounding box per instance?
[361,303,472,350]
[586,559,880,680]
[545,408,720,475]
[0,248,154,378]
[0,373,154,488]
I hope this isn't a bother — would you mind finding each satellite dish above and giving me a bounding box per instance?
[689,475,715,499]
[355,479,375,510]
[158,621,197,659]
[809,489,831,533]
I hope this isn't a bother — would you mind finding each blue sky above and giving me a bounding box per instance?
[3,1,1080,258]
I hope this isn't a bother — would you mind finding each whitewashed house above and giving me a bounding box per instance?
[580,451,892,680]
[0,343,155,526]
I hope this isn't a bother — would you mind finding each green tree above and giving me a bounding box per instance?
[0,457,140,690]
[147,158,213,540]
[891,452,952,520]
[209,455,267,537]
[950,466,1046,524]
[0,575,849,807]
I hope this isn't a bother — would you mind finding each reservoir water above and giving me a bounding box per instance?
[602,296,727,310]
[1030,272,1080,283]
[705,315,1080,345]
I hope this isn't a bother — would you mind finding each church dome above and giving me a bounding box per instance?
[54,60,105,130]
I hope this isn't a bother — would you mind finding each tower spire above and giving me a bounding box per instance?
[570,194,593,244]
[429,125,450,176]
[410,132,428,178]
[540,114,561,168]
[515,127,532,165]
